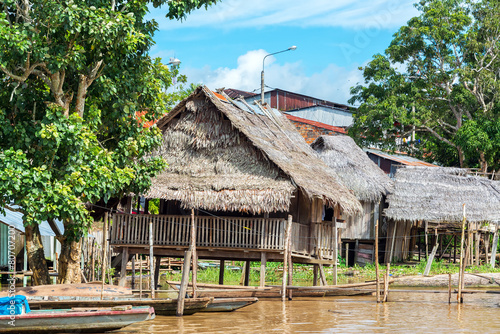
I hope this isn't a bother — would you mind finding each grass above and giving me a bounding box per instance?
[158,259,500,288]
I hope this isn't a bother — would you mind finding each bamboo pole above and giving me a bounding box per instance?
[491,229,498,268]
[100,212,108,301]
[375,219,380,303]
[457,204,466,303]
[191,209,197,298]
[383,263,390,302]
[149,219,155,299]
[333,219,338,285]
[287,233,293,300]
[139,254,143,300]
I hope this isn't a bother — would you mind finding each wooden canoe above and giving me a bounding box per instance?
[0,283,133,298]
[28,297,212,316]
[201,297,258,312]
[0,305,154,333]
[167,281,383,298]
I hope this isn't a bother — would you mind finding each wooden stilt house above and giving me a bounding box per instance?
[311,135,393,265]
[110,86,362,288]
[384,166,500,266]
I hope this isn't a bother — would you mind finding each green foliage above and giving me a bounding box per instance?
[0,0,217,243]
[349,0,500,171]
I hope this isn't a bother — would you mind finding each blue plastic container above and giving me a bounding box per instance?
[0,295,31,315]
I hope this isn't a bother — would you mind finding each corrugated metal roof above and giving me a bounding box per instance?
[0,205,64,236]
[363,148,438,167]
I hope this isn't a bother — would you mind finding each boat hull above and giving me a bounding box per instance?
[0,306,154,333]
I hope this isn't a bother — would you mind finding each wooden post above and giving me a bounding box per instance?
[491,229,498,268]
[119,247,129,286]
[318,263,327,286]
[313,265,318,286]
[383,263,390,303]
[457,204,466,303]
[154,256,161,292]
[389,222,397,264]
[244,260,250,287]
[190,209,197,298]
[454,234,457,264]
[448,273,452,304]
[475,232,480,266]
[282,215,292,302]
[177,250,192,317]
[100,212,108,300]
[345,243,349,267]
[260,253,267,287]
[333,219,338,285]
[287,235,293,300]
[149,219,155,299]
[425,221,429,259]
[375,219,380,303]
[131,255,135,289]
[485,232,490,265]
[139,255,143,300]
[219,260,225,285]
[423,229,438,276]
[91,241,95,282]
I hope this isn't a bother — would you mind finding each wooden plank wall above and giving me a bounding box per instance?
[384,220,414,263]
[342,201,378,240]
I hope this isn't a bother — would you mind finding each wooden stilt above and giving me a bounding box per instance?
[190,209,197,298]
[131,255,135,289]
[119,247,129,287]
[454,234,457,264]
[176,250,192,317]
[458,204,466,303]
[219,260,225,285]
[425,221,429,259]
[318,264,327,286]
[287,237,293,300]
[282,215,292,302]
[91,241,95,282]
[149,220,155,299]
[139,255,143,300]
[423,230,438,276]
[383,263,390,302]
[485,233,490,265]
[375,219,380,303]
[313,265,318,286]
[448,273,452,304]
[154,256,161,292]
[100,212,108,301]
[475,232,480,266]
[491,229,498,268]
[260,253,267,287]
[389,222,396,264]
[244,260,250,287]
[345,243,349,267]
[333,219,338,285]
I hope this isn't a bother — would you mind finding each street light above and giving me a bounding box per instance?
[261,46,297,104]
[168,57,181,66]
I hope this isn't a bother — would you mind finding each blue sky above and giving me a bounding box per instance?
[148,0,419,105]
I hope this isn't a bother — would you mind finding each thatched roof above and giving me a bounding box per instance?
[311,135,393,202]
[385,166,500,223]
[145,86,361,215]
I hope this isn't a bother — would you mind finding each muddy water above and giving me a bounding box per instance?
[111,290,500,334]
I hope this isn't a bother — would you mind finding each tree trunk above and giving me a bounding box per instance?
[25,224,51,285]
[57,237,82,284]
[479,151,488,173]
[457,146,465,168]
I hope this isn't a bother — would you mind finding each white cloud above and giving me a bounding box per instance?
[182,50,365,105]
[150,0,418,31]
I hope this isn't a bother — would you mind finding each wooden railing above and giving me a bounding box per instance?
[110,214,285,250]
[110,214,337,259]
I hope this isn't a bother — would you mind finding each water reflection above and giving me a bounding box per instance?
[112,290,500,334]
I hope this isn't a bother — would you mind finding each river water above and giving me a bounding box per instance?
[112,290,500,333]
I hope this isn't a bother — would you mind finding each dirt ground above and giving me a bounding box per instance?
[393,273,500,287]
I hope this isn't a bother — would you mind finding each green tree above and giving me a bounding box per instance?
[349,0,500,172]
[0,0,218,284]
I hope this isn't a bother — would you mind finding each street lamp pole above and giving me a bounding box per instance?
[261,46,297,104]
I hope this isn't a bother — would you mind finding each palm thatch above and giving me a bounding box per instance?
[385,166,500,223]
[311,135,393,202]
[146,86,361,215]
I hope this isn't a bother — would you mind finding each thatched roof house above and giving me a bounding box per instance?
[146,86,361,215]
[385,166,500,223]
[311,135,393,203]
